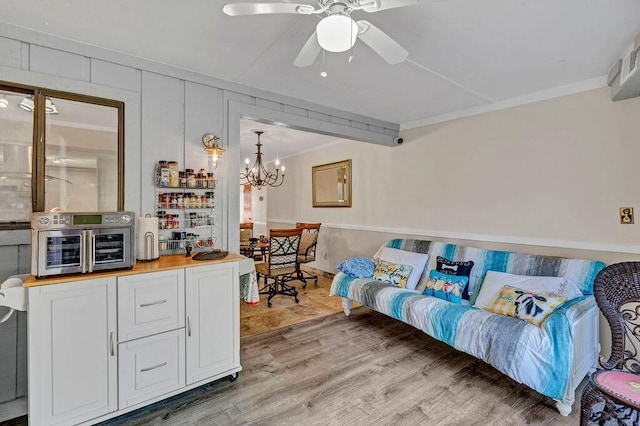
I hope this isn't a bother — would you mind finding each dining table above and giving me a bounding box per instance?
[240,239,269,260]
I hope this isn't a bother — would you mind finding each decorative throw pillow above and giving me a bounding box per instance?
[488,285,566,326]
[421,270,468,304]
[372,260,413,288]
[474,271,579,311]
[436,256,475,300]
[374,247,429,291]
[336,257,375,278]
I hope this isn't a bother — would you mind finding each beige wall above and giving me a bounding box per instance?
[268,87,640,273]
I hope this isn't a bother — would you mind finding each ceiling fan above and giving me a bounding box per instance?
[222,0,424,67]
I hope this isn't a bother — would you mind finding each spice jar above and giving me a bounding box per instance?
[205,192,214,208]
[157,211,166,229]
[186,169,196,188]
[168,161,179,187]
[207,172,215,188]
[159,236,168,251]
[158,161,170,187]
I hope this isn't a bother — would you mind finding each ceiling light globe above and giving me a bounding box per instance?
[316,15,358,53]
[0,99,8,108]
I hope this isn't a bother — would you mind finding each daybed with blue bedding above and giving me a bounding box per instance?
[329,239,606,416]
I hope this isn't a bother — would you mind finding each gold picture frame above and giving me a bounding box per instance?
[312,159,352,208]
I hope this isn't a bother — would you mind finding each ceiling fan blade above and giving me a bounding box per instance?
[356,20,408,64]
[293,32,321,67]
[361,0,425,13]
[223,3,315,16]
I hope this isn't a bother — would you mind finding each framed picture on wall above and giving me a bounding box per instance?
[620,207,634,224]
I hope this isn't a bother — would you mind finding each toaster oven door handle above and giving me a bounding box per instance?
[80,230,88,273]
[88,231,95,273]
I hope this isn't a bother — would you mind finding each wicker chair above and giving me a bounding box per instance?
[580,262,640,425]
[295,222,321,288]
[255,227,303,308]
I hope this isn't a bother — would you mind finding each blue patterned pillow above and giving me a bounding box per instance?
[421,270,469,304]
[336,257,375,278]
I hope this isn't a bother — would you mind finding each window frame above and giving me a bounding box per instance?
[0,81,125,230]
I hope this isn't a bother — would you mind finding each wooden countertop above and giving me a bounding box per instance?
[22,253,245,288]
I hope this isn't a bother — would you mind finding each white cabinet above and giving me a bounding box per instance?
[117,270,185,342]
[26,259,241,425]
[185,262,240,385]
[118,329,185,408]
[28,277,117,426]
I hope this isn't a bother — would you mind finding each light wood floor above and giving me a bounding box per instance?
[100,306,584,425]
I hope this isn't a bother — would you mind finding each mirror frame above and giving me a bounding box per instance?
[312,159,352,208]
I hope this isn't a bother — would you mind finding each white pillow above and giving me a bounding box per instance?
[374,247,429,290]
[474,271,582,310]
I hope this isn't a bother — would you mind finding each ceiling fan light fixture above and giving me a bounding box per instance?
[316,15,358,52]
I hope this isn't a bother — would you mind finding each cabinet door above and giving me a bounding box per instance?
[28,277,117,426]
[185,263,239,385]
[118,269,185,342]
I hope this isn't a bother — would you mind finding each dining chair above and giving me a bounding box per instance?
[255,227,303,307]
[295,222,321,288]
[580,262,640,425]
[240,222,254,241]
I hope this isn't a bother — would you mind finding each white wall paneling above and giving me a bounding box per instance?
[184,82,225,249]
[90,59,141,92]
[140,71,184,218]
[0,36,21,68]
[29,45,90,82]
[0,314,17,403]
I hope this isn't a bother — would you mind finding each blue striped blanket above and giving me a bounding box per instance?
[330,239,606,403]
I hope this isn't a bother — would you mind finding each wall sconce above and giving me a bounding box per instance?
[202,133,224,170]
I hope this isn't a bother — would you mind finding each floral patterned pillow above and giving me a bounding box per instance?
[488,284,566,326]
[372,260,413,288]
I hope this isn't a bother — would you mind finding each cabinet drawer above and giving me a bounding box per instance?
[118,270,185,341]
[118,329,185,408]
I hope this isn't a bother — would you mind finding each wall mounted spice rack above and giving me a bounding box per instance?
[155,162,217,254]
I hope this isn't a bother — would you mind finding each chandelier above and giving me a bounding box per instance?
[240,130,285,190]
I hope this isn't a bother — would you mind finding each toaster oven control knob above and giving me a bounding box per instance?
[38,216,50,226]
[121,214,132,224]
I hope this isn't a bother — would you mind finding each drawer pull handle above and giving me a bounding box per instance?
[140,300,167,308]
[140,362,167,373]
[187,315,192,337]
[110,332,115,356]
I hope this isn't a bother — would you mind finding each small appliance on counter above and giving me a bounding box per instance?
[137,214,159,261]
[31,211,136,278]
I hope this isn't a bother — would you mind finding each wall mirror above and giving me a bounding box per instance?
[312,159,352,207]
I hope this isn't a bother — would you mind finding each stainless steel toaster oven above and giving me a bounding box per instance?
[31,211,136,278]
